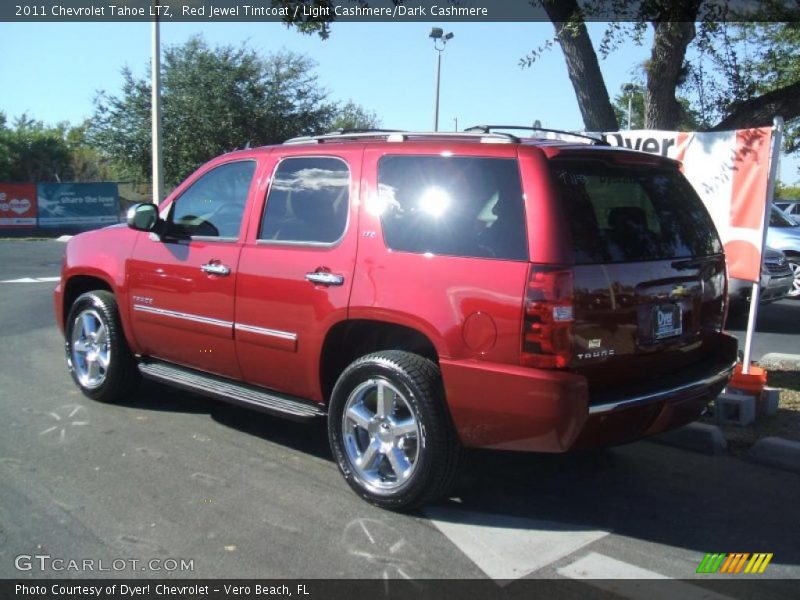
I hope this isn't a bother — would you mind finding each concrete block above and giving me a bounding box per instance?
[758,353,800,371]
[759,387,781,416]
[651,422,727,455]
[715,392,756,427]
[749,437,800,474]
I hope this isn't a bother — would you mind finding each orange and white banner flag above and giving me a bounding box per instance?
[603,128,773,282]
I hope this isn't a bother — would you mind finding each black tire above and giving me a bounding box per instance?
[65,290,139,402]
[328,350,460,511]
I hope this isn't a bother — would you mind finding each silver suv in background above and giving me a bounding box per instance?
[767,206,800,299]
[728,246,793,315]
[775,200,800,225]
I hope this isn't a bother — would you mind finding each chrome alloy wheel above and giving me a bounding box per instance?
[342,378,421,494]
[70,308,110,389]
[789,260,800,298]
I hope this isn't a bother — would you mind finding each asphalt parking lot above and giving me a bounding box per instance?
[1,240,798,596]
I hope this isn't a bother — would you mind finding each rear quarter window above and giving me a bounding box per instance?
[551,161,722,263]
[377,155,528,261]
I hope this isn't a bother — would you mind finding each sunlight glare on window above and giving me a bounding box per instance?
[418,187,450,217]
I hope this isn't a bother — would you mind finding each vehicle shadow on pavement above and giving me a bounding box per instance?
[123,379,333,460]
[439,444,800,567]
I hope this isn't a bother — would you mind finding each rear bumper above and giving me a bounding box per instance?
[440,336,737,452]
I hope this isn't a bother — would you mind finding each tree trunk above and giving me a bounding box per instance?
[645,21,697,129]
[542,0,618,131]
[710,82,800,131]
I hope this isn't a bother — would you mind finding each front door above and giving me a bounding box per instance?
[128,159,257,379]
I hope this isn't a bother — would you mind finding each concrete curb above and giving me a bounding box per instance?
[56,235,73,243]
[649,422,728,455]
[757,353,800,371]
[748,437,800,474]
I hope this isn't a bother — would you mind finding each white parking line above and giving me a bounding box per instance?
[1,276,61,283]
[558,552,735,600]
[423,507,608,581]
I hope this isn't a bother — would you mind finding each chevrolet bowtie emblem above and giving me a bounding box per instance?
[671,285,689,298]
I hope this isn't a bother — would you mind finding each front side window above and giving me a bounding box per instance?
[259,157,350,244]
[170,161,255,239]
[376,156,528,261]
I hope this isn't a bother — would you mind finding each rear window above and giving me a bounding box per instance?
[551,161,722,263]
[376,156,528,261]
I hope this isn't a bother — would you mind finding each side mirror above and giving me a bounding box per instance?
[126,203,159,232]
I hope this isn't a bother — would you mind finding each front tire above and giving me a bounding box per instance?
[328,351,460,511]
[65,290,139,402]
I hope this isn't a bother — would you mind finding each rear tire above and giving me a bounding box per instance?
[65,291,139,402]
[328,351,460,511]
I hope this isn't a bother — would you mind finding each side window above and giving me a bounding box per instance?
[170,161,256,239]
[259,157,350,244]
[377,156,528,261]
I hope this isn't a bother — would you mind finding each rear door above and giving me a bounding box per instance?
[548,154,732,398]
[233,150,359,402]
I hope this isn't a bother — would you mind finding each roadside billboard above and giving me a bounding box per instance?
[0,183,37,227]
[37,183,120,228]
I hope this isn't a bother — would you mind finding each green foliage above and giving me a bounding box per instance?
[775,181,800,200]
[329,100,381,131]
[0,113,115,183]
[90,36,371,186]
[612,84,701,131]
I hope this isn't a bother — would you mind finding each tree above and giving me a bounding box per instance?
[329,100,381,131]
[0,114,71,182]
[90,36,373,186]
[612,84,701,131]
[529,1,800,139]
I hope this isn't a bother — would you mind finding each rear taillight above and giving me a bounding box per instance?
[521,266,574,369]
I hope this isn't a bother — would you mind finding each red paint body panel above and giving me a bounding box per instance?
[55,224,139,348]
[440,358,588,452]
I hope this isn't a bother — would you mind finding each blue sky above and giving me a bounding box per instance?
[1,21,797,183]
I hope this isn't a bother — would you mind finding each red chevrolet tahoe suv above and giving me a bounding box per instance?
[54,128,737,510]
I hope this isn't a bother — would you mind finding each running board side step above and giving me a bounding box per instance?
[138,360,326,421]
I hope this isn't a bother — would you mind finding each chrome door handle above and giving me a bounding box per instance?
[201,262,231,276]
[305,272,344,286]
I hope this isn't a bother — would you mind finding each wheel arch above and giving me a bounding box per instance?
[319,319,440,404]
[62,274,140,353]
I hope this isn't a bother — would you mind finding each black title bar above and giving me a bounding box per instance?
[2,1,797,23]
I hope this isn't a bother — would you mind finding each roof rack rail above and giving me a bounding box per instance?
[465,125,609,146]
[283,131,519,145]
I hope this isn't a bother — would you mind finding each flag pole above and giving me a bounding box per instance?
[741,116,783,374]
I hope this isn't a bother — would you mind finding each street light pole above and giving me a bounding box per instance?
[151,0,164,205]
[622,83,636,130]
[429,28,453,132]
